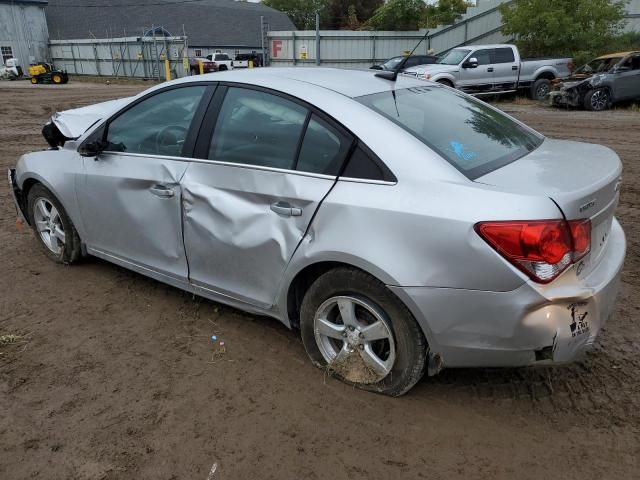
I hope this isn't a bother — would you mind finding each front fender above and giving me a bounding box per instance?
[15,149,85,237]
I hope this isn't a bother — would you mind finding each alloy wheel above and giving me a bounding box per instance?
[591,90,609,111]
[313,295,396,380]
[33,198,65,255]
[536,83,550,99]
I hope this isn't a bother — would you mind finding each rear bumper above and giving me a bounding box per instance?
[390,218,626,369]
[8,169,28,223]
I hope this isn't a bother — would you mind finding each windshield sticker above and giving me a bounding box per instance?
[450,141,477,162]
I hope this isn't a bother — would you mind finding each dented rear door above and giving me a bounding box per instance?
[181,85,351,308]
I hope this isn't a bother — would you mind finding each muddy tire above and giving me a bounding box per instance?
[300,267,427,396]
[530,78,551,101]
[584,88,611,111]
[27,184,82,264]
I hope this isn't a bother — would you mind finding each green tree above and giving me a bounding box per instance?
[263,0,327,30]
[324,0,384,29]
[366,0,427,30]
[425,0,470,27]
[500,0,627,59]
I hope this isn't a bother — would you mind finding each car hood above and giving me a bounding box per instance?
[404,64,457,76]
[51,97,132,139]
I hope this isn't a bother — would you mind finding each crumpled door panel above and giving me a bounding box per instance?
[181,162,336,307]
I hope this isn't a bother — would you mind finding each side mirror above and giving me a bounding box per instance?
[463,57,479,69]
[78,140,106,157]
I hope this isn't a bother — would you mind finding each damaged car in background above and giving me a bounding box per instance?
[9,68,626,396]
[550,51,640,111]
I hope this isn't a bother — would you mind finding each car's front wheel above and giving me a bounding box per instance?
[27,184,82,264]
[300,267,427,396]
[585,88,611,111]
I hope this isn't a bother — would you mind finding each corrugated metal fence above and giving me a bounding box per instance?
[49,35,189,80]
[267,0,640,69]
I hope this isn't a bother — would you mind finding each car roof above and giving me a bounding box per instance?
[181,67,430,98]
[597,51,640,59]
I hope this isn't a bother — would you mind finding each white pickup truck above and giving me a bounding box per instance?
[205,53,234,71]
[404,44,573,100]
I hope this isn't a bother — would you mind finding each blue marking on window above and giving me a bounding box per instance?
[450,141,477,162]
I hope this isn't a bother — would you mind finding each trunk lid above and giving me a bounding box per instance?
[476,138,622,270]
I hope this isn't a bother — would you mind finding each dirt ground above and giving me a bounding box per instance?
[0,81,638,480]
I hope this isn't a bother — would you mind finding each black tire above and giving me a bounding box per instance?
[300,267,427,396]
[584,88,611,111]
[530,78,551,101]
[219,65,228,72]
[436,79,453,88]
[27,184,82,264]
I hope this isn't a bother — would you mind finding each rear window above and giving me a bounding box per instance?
[356,85,543,179]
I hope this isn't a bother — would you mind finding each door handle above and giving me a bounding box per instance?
[150,184,175,198]
[487,67,494,72]
[512,65,518,70]
[270,201,302,217]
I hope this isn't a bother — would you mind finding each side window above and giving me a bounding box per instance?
[473,49,493,66]
[209,87,308,169]
[494,48,515,64]
[106,86,206,157]
[194,49,202,57]
[342,143,395,182]
[622,55,640,70]
[296,115,351,175]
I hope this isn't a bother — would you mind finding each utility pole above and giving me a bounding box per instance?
[315,12,320,66]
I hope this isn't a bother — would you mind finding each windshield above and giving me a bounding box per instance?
[382,57,403,70]
[577,57,622,74]
[356,86,543,179]
[437,49,471,65]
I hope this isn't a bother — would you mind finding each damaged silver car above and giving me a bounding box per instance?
[9,68,625,396]
[550,51,640,111]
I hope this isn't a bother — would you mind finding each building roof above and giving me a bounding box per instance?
[45,0,295,47]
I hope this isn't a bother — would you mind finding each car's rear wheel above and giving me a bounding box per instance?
[585,88,610,111]
[300,267,427,396]
[219,65,228,72]
[530,78,551,101]
[27,184,81,264]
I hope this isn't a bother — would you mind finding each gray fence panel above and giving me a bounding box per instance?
[49,36,189,79]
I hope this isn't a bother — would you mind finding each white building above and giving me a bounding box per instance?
[0,0,49,67]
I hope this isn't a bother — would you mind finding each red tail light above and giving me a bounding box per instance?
[475,219,591,283]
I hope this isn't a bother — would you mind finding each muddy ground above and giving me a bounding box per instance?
[0,81,638,479]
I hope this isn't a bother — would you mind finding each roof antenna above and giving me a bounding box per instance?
[375,29,430,82]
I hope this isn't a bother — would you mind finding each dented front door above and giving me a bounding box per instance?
[181,163,334,308]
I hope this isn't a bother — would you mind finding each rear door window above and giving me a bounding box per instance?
[494,48,515,64]
[296,115,351,175]
[356,85,543,179]
[208,87,308,169]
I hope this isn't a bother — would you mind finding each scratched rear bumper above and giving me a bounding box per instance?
[390,218,626,369]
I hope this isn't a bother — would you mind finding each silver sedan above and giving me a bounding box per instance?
[9,68,625,396]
